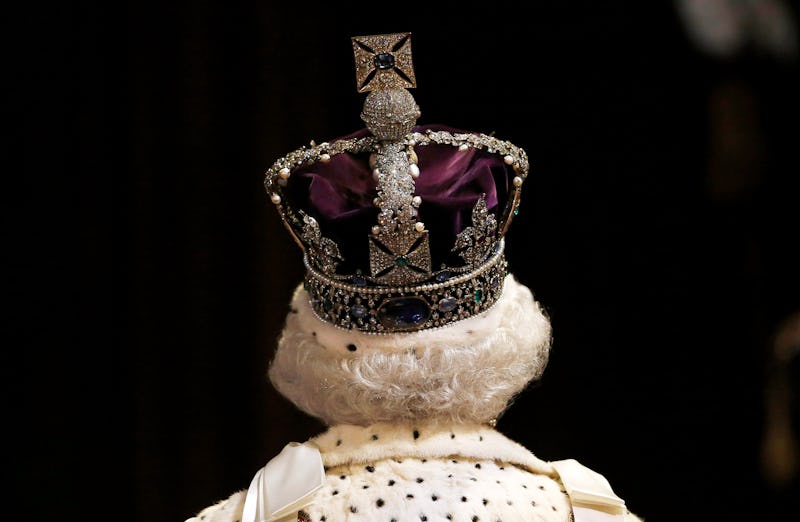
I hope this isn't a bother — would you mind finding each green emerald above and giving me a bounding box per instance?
[395,256,408,267]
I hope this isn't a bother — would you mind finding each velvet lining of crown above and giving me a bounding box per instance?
[285,124,513,275]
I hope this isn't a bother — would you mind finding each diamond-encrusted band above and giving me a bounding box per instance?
[303,239,508,334]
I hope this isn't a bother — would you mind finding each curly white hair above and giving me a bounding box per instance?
[268,275,552,426]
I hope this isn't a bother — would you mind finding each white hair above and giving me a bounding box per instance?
[268,275,552,426]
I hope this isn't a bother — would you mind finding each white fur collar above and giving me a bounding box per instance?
[310,422,556,476]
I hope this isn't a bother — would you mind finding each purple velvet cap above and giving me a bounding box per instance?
[285,124,514,276]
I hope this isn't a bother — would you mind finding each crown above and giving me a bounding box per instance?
[264,33,528,334]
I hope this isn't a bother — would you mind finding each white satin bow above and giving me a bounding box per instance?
[551,459,627,522]
[241,442,325,522]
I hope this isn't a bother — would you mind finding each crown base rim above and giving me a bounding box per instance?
[303,240,507,334]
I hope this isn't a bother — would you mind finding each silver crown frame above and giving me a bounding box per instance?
[263,33,529,334]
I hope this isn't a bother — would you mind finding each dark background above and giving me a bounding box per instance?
[15,1,799,521]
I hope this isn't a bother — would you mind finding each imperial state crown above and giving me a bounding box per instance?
[263,33,529,334]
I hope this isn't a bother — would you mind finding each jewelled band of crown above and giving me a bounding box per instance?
[303,239,508,333]
[368,139,432,286]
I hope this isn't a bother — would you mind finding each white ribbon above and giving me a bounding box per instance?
[550,459,627,522]
[241,442,325,522]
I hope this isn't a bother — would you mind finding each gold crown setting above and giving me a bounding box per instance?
[264,33,529,334]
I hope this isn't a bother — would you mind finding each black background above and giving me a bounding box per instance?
[13,1,799,521]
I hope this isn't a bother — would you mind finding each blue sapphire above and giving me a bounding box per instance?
[438,297,458,313]
[377,297,430,330]
[374,52,395,70]
[434,270,451,283]
[350,304,368,319]
[352,274,367,286]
